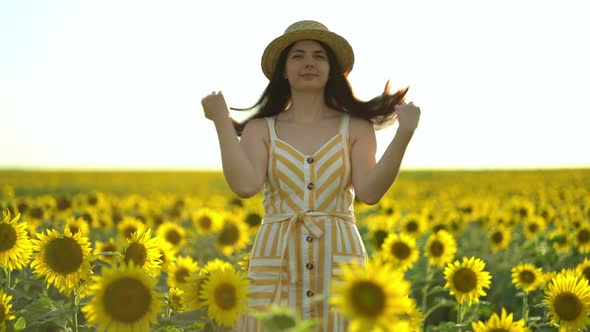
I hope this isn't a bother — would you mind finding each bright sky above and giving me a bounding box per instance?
[1,1,589,170]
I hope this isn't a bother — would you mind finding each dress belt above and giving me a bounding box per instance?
[261,210,355,304]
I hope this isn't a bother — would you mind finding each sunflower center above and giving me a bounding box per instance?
[165,230,181,245]
[554,235,567,246]
[373,230,388,249]
[491,231,503,244]
[30,206,44,219]
[217,223,239,246]
[0,223,17,252]
[124,243,147,267]
[429,240,444,257]
[349,280,386,317]
[56,196,72,211]
[123,226,138,239]
[433,224,447,233]
[174,268,190,284]
[245,213,262,227]
[214,282,237,310]
[102,244,116,253]
[88,194,98,206]
[103,277,152,323]
[519,270,536,284]
[528,223,539,233]
[199,216,212,230]
[578,229,590,243]
[488,329,509,332]
[68,225,80,235]
[452,268,477,293]
[45,237,83,275]
[554,292,583,321]
[391,242,410,260]
[159,250,167,265]
[405,221,418,233]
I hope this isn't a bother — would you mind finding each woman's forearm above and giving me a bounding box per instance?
[213,115,261,197]
[361,127,415,204]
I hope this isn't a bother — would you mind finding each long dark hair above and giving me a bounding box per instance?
[230,41,409,136]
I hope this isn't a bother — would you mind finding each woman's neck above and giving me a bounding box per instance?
[286,90,327,123]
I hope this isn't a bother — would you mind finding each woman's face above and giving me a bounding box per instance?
[284,40,330,92]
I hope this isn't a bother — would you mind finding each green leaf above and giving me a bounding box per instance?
[14,317,26,330]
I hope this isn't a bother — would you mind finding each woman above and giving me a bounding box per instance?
[202,20,421,332]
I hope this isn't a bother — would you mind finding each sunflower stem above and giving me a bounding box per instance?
[522,292,529,324]
[456,301,464,332]
[71,290,80,332]
[421,263,432,327]
[6,268,12,289]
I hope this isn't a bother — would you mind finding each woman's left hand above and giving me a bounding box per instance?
[395,102,421,131]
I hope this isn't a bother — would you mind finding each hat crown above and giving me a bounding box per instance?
[284,20,329,34]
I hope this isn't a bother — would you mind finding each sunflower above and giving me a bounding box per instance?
[93,238,120,265]
[576,257,590,283]
[179,270,207,311]
[403,298,424,332]
[81,262,164,331]
[63,216,90,237]
[522,215,547,239]
[424,230,457,268]
[156,221,186,252]
[237,254,250,272]
[117,216,146,240]
[444,257,492,305]
[488,225,511,253]
[543,271,590,331]
[168,287,184,312]
[191,207,222,235]
[0,209,33,271]
[214,216,250,256]
[471,307,527,332]
[511,263,544,293]
[157,239,177,271]
[200,264,250,327]
[380,232,419,271]
[549,228,571,254]
[167,256,199,289]
[574,222,590,254]
[119,228,162,278]
[330,258,412,332]
[31,227,93,294]
[398,213,426,239]
[365,214,394,251]
[0,290,16,330]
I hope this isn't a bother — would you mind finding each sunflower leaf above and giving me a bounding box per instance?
[13,317,26,330]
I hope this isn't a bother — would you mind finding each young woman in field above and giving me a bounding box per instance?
[201,20,421,331]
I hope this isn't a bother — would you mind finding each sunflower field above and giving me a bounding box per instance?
[0,168,589,332]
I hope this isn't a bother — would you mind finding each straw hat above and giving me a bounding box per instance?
[261,20,354,80]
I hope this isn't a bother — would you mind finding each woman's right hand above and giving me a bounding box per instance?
[201,91,229,122]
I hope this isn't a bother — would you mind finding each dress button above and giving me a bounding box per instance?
[306,157,314,164]
[305,235,314,243]
[306,263,314,270]
[307,183,314,190]
[306,290,314,297]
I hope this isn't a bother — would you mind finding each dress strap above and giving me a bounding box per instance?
[339,113,351,138]
[265,116,277,140]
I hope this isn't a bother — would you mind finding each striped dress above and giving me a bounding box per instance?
[237,113,369,332]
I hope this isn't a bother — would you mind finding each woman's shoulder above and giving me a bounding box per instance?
[242,117,271,141]
[348,115,375,143]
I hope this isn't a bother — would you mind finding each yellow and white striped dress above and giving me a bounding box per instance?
[237,113,368,332]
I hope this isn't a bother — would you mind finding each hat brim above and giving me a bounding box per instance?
[261,29,354,80]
